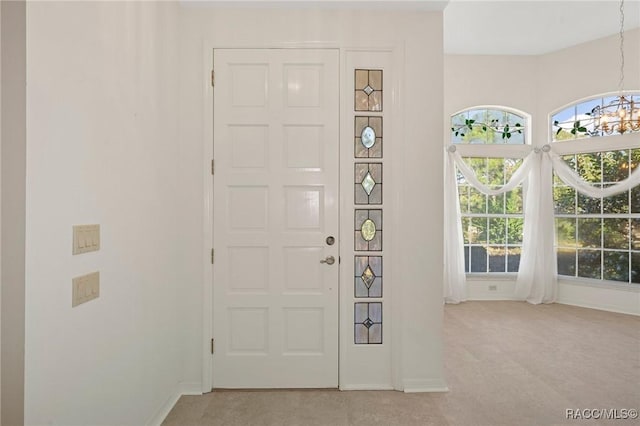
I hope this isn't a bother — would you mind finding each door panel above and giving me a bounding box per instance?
[213,49,339,388]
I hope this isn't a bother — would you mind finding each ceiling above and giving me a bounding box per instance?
[444,0,640,55]
[182,0,640,55]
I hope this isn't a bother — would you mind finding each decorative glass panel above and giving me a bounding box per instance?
[355,116,383,158]
[451,108,526,144]
[355,163,382,204]
[354,256,382,298]
[355,209,382,251]
[355,69,383,112]
[551,93,640,141]
[354,302,382,344]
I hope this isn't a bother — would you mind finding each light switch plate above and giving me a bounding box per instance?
[72,271,100,307]
[73,224,100,255]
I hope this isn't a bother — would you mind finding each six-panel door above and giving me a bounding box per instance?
[212,49,339,388]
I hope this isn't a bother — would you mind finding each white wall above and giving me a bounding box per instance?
[444,30,640,316]
[177,5,446,391]
[25,2,188,425]
[1,1,26,424]
[1,4,3,421]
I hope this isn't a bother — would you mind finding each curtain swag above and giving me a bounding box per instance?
[444,142,638,305]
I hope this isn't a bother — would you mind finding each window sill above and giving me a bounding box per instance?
[465,273,518,282]
[558,276,640,293]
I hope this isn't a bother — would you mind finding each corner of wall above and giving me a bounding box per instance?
[0,1,26,425]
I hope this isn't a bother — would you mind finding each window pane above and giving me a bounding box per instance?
[602,150,629,182]
[556,218,576,247]
[551,97,640,141]
[632,252,640,284]
[458,185,469,214]
[577,249,602,279]
[504,159,523,181]
[463,246,470,273]
[603,219,629,250]
[506,187,523,214]
[469,187,486,214]
[632,186,640,213]
[507,247,521,272]
[577,153,602,183]
[603,190,629,214]
[488,194,505,214]
[507,218,524,245]
[488,218,506,244]
[578,218,601,248]
[558,248,576,276]
[488,246,506,272]
[603,251,629,282]
[487,158,504,185]
[578,192,601,214]
[506,130,524,145]
[470,218,487,244]
[461,217,471,244]
[467,158,488,183]
[470,246,488,272]
[632,219,640,250]
[562,155,577,170]
[554,185,576,214]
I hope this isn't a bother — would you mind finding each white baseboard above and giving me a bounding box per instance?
[557,280,640,316]
[179,381,204,395]
[147,382,203,426]
[339,384,394,391]
[463,278,640,316]
[146,388,181,426]
[402,378,449,393]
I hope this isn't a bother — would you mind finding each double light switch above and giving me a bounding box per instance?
[72,224,101,307]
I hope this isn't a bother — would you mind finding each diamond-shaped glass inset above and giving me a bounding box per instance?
[363,85,374,96]
[362,172,376,196]
[361,265,376,289]
[363,318,374,328]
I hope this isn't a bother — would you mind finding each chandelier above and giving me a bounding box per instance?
[592,0,640,135]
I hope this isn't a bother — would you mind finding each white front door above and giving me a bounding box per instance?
[212,49,339,388]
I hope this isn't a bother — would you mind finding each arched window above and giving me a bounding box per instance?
[551,95,640,284]
[450,106,530,273]
[452,107,527,145]
[552,93,640,141]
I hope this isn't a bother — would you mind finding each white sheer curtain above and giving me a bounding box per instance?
[444,147,540,303]
[550,149,640,197]
[514,151,557,304]
[444,143,640,305]
[444,123,640,306]
[444,149,467,303]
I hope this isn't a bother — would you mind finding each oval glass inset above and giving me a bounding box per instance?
[361,219,376,241]
[361,126,376,148]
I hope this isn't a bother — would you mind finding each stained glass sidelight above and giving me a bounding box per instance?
[355,163,382,204]
[355,116,383,158]
[355,209,382,251]
[353,68,385,345]
[355,70,383,112]
[354,302,382,344]
[354,256,382,298]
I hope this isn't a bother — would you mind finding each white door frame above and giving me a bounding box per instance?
[201,42,404,393]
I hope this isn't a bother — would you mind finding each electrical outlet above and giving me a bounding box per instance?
[73,224,100,255]
[488,285,498,291]
[72,271,100,307]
